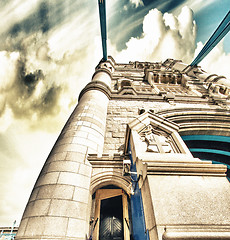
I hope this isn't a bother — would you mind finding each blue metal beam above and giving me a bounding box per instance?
[98,0,107,61]
[190,11,230,66]
[182,135,230,181]
[189,148,230,157]
[182,135,230,143]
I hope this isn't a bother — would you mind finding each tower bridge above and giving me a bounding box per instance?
[15,2,230,240]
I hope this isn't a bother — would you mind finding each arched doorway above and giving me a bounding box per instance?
[91,187,130,240]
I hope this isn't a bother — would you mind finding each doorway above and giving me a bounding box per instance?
[99,195,123,239]
[92,188,130,240]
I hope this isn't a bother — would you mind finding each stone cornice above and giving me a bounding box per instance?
[78,80,111,101]
[163,226,230,239]
[145,160,227,177]
[88,153,123,168]
[110,93,211,103]
[92,67,112,80]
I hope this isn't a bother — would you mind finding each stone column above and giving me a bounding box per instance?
[16,60,113,240]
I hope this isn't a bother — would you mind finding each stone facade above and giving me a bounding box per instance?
[16,56,230,240]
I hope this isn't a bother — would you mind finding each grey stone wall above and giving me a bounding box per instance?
[103,98,221,154]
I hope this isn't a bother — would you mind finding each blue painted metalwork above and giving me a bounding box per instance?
[189,148,230,157]
[0,233,16,239]
[98,0,107,61]
[128,144,150,240]
[201,159,230,169]
[182,135,230,143]
[190,11,230,66]
[0,221,16,239]
[182,135,230,181]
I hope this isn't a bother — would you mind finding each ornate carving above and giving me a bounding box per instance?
[140,125,175,153]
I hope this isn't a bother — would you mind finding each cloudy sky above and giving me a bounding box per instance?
[0,0,229,226]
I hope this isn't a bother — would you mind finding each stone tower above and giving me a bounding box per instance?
[16,56,230,240]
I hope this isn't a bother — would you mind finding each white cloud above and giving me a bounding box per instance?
[0,1,101,225]
[0,19,101,131]
[115,7,197,63]
[129,0,144,8]
[1,0,230,227]
[0,0,41,36]
[197,41,230,79]
[0,51,20,93]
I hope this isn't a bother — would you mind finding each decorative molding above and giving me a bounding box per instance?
[163,226,230,239]
[88,154,132,195]
[156,107,230,136]
[124,111,192,162]
[146,160,227,177]
[88,153,123,168]
[78,80,111,101]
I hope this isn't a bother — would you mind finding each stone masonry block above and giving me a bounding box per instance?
[87,133,104,143]
[58,172,91,189]
[65,152,86,162]
[90,123,104,136]
[85,140,98,152]
[75,131,89,138]
[73,186,90,204]
[16,218,28,237]
[90,137,104,149]
[48,199,87,219]
[63,130,88,139]
[55,137,74,147]
[29,187,40,202]
[46,160,80,173]
[36,185,56,200]
[79,116,104,128]
[78,163,92,176]
[77,125,95,134]
[67,218,86,239]
[105,132,112,138]
[52,184,75,200]
[43,216,69,236]
[24,217,46,236]
[46,152,67,163]
[40,163,50,175]
[52,143,88,154]
[72,136,88,145]
[106,138,122,144]
[23,199,51,218]
[112,132,125,138]
[93,114,105,125]
[35,172,59,187]
[82,121,91,127]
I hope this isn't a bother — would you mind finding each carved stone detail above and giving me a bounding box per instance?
[139,125,175,153]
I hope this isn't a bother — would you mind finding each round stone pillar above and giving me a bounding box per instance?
[16,61,113,240]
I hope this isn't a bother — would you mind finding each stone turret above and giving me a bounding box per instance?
[16,58,114,240]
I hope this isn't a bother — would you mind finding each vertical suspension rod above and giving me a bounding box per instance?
[98,0,107,61]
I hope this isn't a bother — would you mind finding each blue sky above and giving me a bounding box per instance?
[0,0,229,226]
[193,0,230,53]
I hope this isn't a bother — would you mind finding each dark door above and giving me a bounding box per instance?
[99,195,124,240]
